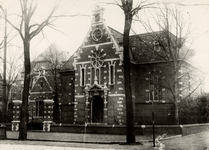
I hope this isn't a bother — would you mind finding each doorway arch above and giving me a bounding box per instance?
[91,96,104,123]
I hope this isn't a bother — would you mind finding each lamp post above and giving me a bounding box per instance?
[152,91,155,147]
[0,8,7,139]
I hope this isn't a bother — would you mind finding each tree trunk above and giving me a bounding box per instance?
[174,74,179,125]
[123,1,135,143]
[19,29,31,140]
[53,92,59,123]
[53,68,59,123]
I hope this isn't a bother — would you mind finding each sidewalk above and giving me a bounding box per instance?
[6,131,152,143]
[6,131,181,144]
[2,131,209,150]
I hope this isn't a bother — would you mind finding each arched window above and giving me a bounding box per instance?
[108,61,115,85]
[149,75,162,101]
[80,65,86,86]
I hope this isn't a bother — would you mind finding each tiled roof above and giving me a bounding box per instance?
[108,26,123,43]
[129,30,168,64]
[60,46,82,71]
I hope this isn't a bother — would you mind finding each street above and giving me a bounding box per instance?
[0,131,209,149]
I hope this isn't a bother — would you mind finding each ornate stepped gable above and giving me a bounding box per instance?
[61,27,174,71]
[29,71,54,100]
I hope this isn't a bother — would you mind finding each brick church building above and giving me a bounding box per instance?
[59,5,204,126]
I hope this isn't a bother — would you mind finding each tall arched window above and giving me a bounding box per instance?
[108,61,115,85]
[149,74,162,101]
[80,65,86,86]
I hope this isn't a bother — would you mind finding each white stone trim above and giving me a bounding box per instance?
[109,94,125,97]
[44,99,54,103]
[12,120,20,123]
[82,42,113,48]
[75,95,84,98]
[76,58,119,65]
[30,91,53,94]
[13,100,22,104]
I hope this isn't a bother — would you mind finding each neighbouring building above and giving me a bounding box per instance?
[12,43,68,131]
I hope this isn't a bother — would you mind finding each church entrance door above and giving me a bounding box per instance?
[91,96,104,123]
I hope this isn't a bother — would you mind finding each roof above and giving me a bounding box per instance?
[129,30,169,64]
[61,28,170,71]
[31,43,69,73]
[29,75,54,100]
[60,46,81,71]
[32,43,68,63]
[108,26,123,43]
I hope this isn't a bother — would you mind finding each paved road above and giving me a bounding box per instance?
[0,131,209,149]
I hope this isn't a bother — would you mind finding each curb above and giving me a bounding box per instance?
[3,138,137,145]
[5,135,182,145]
[144,134,182,143]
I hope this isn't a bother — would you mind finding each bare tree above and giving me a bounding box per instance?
[132,2,204,125]
[116,0,154,144]
[31,44,67,123]
[1,0,60,140]
[2,51,23,111]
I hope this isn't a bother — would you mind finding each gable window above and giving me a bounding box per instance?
[108,61,115,85]
[80,65,86,86]
[36,100,44,117]
[149,76,162,101]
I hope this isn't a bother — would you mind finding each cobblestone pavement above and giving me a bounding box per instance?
[0,131,208,149]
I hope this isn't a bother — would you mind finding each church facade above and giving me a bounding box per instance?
[60,6,126,125]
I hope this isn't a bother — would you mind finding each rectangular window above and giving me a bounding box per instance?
[36,100,44,117]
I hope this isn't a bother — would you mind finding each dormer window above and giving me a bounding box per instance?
[153,40,160,52]
[153,41,159,46]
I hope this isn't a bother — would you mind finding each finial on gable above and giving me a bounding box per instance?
[92,5,104,24]
[39,67,46,76]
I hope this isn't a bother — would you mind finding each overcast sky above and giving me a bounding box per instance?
[1,0,209,91]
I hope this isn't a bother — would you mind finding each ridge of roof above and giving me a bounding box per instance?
[129,30,165,37]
